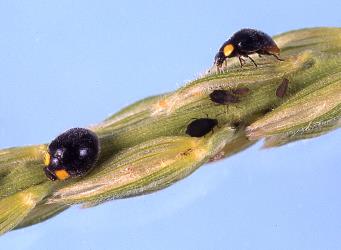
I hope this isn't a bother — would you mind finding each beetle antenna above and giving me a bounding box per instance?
[270,53,284,61]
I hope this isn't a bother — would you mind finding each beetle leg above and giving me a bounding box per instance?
[247,55,258,67]
[238,56,245,67]
[216,64,221,73]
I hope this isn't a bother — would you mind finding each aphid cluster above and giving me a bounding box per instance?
[44,128,100,181]
[214,28,283,68]
[186,87,250,138]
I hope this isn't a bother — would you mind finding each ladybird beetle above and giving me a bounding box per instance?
[214,28,283,68]
[43,128,100,181]
[186,118,218,137]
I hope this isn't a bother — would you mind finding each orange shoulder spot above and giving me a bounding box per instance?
[55,169,70,180]
[223,44,234,57]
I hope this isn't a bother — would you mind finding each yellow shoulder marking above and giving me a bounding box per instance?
[55,169,70,180]
[223,44,234,57]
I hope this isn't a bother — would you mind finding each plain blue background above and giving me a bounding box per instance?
[0,1,340,249]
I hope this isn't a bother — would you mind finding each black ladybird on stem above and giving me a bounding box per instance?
[186,118,218,137]
[214,28,283,68]
[43,128,100,181]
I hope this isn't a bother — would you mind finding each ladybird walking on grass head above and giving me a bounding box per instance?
[43,128,100,181]
[214,28,283,68]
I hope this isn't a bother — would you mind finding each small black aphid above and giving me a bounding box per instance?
[186,118,218,137]
[214,28,283,68]
[43,128,100,181]
[209,90,240,104]
[276,78,289,98]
